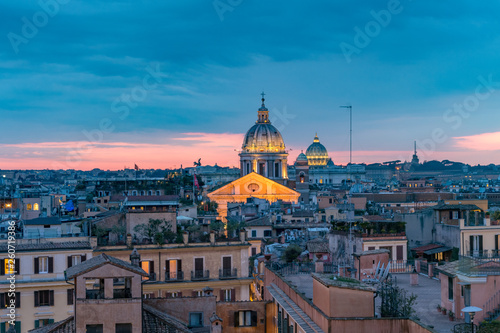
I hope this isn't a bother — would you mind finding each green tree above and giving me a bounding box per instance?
[133,218,173,245]
[226,218,246,238]
[378,279,417,318]
[210,220,225,236]
[282,244,303,262]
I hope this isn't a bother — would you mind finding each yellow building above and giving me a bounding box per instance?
[208,172,300,220]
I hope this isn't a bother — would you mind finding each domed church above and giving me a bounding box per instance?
[239,93,288,183]
[305,134,332,166]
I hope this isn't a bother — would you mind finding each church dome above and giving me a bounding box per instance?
[296,152,307,162]
[241,96,286,154]
[306,134,329,166]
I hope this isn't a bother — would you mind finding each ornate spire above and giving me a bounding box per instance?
[259,91,268,112]
[313,133,319,143]
[257,92,269,123]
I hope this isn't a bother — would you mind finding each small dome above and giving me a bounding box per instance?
[306,134,329,166]
[296,152,308,162]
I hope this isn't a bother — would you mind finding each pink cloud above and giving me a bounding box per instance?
[454,131,500,151]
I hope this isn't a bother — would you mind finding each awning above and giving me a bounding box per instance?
[424,246,452,255]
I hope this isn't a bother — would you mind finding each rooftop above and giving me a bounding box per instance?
[65,253,148,279]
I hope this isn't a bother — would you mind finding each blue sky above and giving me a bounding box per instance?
[1,0,500,169]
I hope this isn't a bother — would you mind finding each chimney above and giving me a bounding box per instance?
[210,230,215,245]
[239,228,246,243]
[126,233,132,248]
[130,248,140,267]
[183,231,189,245]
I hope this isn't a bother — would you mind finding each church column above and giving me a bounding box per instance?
[282,159,287,179]
[252,159,257,173]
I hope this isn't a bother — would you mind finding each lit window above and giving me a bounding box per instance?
[4,259,15,275]
[33,203,39,211]
[27,204,32,210]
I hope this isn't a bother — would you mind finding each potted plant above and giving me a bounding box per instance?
[448,311,455,321]
[441,307,447,315]
[437,304,441,313]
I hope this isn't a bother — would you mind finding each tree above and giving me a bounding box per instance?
[226,218,246,238]
[133,218,174,245]
[282,244,303,263]
[210,220,225,236]
[378,278,418,318]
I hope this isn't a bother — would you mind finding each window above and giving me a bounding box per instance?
[1,258,19,275]
[35,257,53,274]
[86,324,103,333]
[35,319,54,329]
[27,204,32,210]
[2,321,21,333]
[67,289,74,305]
[33,203,39,210]
[67,254,86,268]
[34,290,54,307]
[189,312,203,327]
[448,277,453,300]
[470,235,484,256]
[221,289,234,301]
[86,279,104,299]
[452,211,459,219]
[0,292,20,308]
[166,259,182,281]
[251,247,257,256]
[116,324,132,333]
[251,230,257,238]
[141,260,155,281]
[264,230,272,237]
[235,311,257,327]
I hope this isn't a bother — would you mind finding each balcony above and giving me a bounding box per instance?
[219,268,238,279]
[113,289,132,299]
[191,270,209,281]
[148,272,156,281]
[467,250,489,258]
[165,271,184,282]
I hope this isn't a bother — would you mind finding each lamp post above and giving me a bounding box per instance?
[461,306,482,333]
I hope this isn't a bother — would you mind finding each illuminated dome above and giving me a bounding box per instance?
[296,152,308,162]
[306,134,329,166]
[239,93,288,181]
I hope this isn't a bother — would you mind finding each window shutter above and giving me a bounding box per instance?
[34,320,39,329]
[0,322,5,333]
[0,259,4,275]
[178,292,182,297]
[48,257,54,273]
[48,319,54,324]
[192,291,197,297]
[165,260,170,274]
[15,259,20,275]
[49,290,54,306]
[82,255,86,262]
[177,260,182,272]
[0,293,5,308]
[479,235,483,252]
[34,258,39,274]
[67,289,74,305]
[220,290,224,301]
[234,311,239,327]
[496,235,499,251]
[150,261,155,275]
[449,211,453,219]
[15,322,21,333]
[231,288,235,301]
[15,292,20,308]
[34,291,39,307]
[166,292,172,298]
[251,311,257,326]
[67,256,72,268]
[469,236,474,252]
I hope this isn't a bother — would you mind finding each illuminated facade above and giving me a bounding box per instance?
[239,94,288,183]
[305,134,331,166]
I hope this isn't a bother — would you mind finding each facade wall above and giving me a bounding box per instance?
[399,209,434,249]
[459,223,500,256]
[216,301,268,332]
[362,239,407,261]
[434,224,460,249]
[0,246,92,331]
[126,211,177,238]
[145,297,216,328]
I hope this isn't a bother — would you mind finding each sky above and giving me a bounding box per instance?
[1,0,500,170]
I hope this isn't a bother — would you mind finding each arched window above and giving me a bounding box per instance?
[33,203,39,211]
[299,172,305,183]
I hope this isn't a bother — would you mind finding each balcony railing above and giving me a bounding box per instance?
[165,271,184,282]
[467,250,489,258]
[219,268,237,279]
[86,290,104,300]
[148,272,156,281]
[191,270,209,281]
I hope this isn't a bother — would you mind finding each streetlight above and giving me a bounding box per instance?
[461,306,482,333]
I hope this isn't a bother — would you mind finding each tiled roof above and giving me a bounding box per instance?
[433,204,481,211]
[306,238,329,253]
[411,244,443,252]
[65,253,148,279]
[28,316,74,333]
[110,195,179,202]
[353,249,390,257]
[0,241,91,253]
[246,216,272,226]
[143,304,192,332]
[24,216,61,225]
[29,307,192,333]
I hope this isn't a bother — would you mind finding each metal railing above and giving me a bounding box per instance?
[389,260,415,273]
[456,256,500,277]
[165,271,184,282]
[191,270,210,281]
[219,268,237,279]
[483,289,500,322]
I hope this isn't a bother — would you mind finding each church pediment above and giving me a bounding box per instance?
[208,172,299,199]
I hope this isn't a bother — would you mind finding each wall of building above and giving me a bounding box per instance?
[126,211,177,238]
[434,224,460,249]
[399,209,435,248]
[145,296,216,328]
[216,301,268,332]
